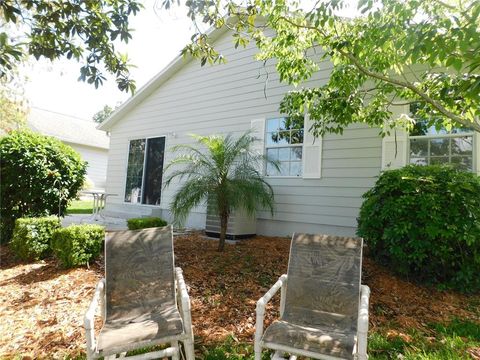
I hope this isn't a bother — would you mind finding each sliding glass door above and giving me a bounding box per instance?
[124,136,165,205]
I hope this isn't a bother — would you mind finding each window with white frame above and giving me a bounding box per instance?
[265,116,304,176]
[409,105,474,171]
[124,137,165,205]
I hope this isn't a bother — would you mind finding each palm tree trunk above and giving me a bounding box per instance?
[218,212,228,252]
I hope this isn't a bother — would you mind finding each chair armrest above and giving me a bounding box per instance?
[84,278,105,358]
[175,267,190,310]
[358,284,370,328]
[84,278,105,329]
[255,274,287,350]
[256,274,287,314]
[356,285,370,359]
[175,267,194,339]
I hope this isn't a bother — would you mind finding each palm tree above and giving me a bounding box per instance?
[164,131,277,251]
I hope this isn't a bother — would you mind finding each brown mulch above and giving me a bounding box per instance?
[1,233,479,358]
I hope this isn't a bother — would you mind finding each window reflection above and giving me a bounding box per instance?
[265,116,304,177]
[124,137,165,205]
[408,104,474,172]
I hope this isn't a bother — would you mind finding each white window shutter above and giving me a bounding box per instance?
[250,118,265,173]
[302,112,322,179]
[381,130,408,170]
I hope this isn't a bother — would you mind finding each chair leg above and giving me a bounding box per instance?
[183,336,195,360]
[171,341,180,360]
[254,343,262,360]
[357,353,368,360]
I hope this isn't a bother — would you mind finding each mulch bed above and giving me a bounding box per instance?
[1,232,479,358]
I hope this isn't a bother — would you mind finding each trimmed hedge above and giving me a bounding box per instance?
[10,217,61,261]
[52,224,105,268]
[127,217,168,230]
[0,130,87,242]
[357,165,480,292]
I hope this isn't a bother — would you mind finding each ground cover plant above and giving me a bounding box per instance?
[0,233,479,359]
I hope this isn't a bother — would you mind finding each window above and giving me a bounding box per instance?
[408,106,474,172]
[124,137,165,205]
[265,116,304,176]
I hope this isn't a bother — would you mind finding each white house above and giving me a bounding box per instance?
[98,26,480,237]
[28,107,110,189]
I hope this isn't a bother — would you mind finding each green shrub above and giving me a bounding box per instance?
[357,165,480,292]
[10,216,61,261]
[127,217,168,230]
[0,130,87,243]
[52,224,105,268]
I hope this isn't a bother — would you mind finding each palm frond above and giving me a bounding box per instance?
[164,131,277,226]
[169,177,213,225]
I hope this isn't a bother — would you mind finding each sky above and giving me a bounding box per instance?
[23,2,195,120]
[22,1,358,121]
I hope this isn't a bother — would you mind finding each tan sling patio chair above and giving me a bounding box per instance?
[254,233,370,360]
[84,226,195,360]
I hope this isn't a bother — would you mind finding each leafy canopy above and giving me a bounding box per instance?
[0,0,142,93]
[93,104,115,123]
[165,0,480,135]
[164,131,276,250]
[0,80,27,133]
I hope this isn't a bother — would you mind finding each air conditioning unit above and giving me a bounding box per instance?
[205,202,256,240]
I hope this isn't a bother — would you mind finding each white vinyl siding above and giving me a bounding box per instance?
[381,132,408,170]
[103,30,382,236]
[67,143,108,189]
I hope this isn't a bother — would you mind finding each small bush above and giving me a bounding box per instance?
[10,216,61,261]
[127,217,167,230]
[357,165,480,292]
[0,130,87,242]
[52,224,105,268]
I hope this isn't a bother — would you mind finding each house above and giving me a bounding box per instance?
[28,107,110,189]
[98,26,480,237]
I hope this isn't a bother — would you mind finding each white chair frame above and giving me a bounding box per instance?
[84,267,195,360]
[254,274,370,360]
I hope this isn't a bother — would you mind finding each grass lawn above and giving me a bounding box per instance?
[66,199,94,214]
[0,234,479,359]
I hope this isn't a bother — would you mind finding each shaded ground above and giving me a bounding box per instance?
[0,233,479,359]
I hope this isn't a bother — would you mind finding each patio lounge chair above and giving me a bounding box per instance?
[254,233,370,360]
[84,226,195,360]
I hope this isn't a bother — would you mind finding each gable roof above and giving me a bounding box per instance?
[28,107,110,149]
[98,23,233,132]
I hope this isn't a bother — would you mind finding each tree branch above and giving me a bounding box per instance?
[276,15,480,132]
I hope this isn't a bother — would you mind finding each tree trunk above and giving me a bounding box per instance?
[218,212,228,252]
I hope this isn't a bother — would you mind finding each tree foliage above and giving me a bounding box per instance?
[0,0,142,93]
[166,0,480,135]
[0,130,87,242]
[93,104,115,123]
[0,85,27,133]
[164,131,276,251]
